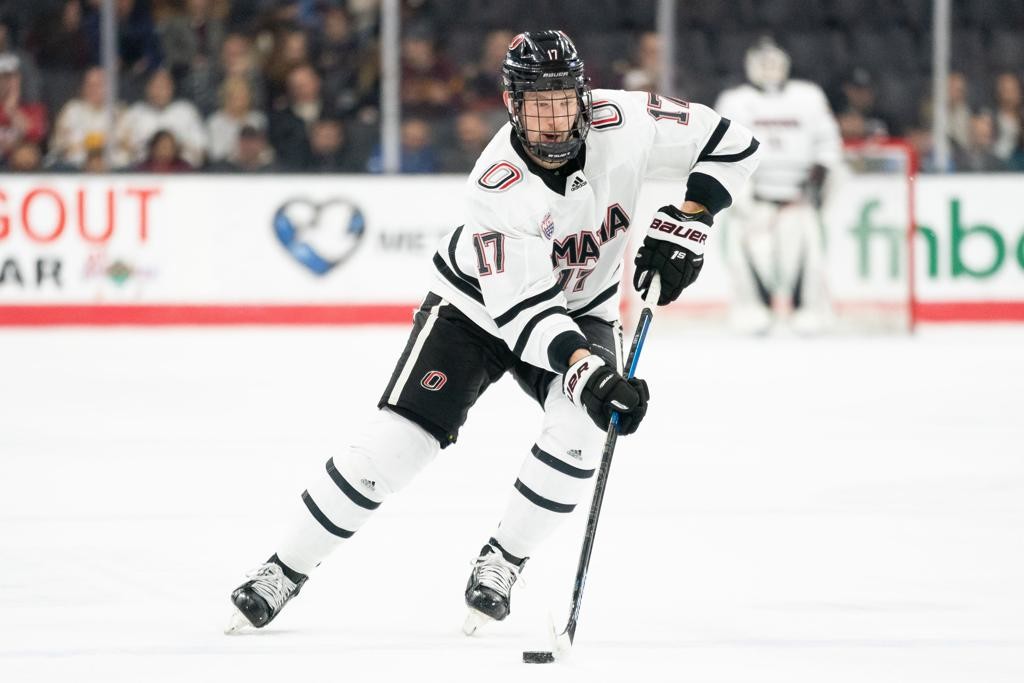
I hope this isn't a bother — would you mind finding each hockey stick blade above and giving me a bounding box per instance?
[544,274,662,659]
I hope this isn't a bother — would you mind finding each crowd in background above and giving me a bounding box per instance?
[0,0,1022,174]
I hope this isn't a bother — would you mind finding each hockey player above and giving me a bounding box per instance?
[227,30,759,634]
[714,37,843,334]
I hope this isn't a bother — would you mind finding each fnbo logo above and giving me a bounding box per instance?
[273,198,366,275]
[851,198,1024,279]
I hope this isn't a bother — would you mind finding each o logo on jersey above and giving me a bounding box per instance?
[477,161,524,192]
[591,100,623,130]
[420,371,448,391]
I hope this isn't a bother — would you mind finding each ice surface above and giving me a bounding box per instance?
[1,325,1022,683]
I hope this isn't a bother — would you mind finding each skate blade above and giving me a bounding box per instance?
[462,609,493,636]
[224,607,253,635]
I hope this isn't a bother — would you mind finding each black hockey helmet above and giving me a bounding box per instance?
[501,30,592,164]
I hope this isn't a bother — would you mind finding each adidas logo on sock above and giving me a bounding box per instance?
[570,176,588,192]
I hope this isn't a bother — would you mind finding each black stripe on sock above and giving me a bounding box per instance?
[513,479,576,513]
[495,282,563,328]
[531,444,595,479]
[326,457,381,510]
[302,490,355,538]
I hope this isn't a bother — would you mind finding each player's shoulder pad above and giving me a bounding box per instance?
[464,173,536,239]
[467,125,527,194]
[473,158,526,193]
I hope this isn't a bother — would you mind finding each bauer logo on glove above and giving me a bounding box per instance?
[633,204,713,306]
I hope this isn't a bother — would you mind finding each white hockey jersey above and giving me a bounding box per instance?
[431,88,760,374]
[714,80,841,202]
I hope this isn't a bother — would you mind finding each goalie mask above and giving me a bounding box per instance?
[745,37,791,91]
[502,30,592,164]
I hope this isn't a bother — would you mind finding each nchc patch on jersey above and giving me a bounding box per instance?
[431,88,760,374]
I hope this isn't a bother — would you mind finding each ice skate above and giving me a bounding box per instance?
[462,543,526,635]
[225,560,307,633]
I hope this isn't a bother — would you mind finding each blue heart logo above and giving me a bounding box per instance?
[273,198,366,275]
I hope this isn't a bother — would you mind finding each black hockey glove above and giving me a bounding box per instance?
[563,355,650,435]
[633,204,713,306]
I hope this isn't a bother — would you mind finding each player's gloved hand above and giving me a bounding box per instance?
[563,354,650,435]
[633,204,713,305]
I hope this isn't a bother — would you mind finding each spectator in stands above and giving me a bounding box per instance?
[366,117,438,173]
[439,111,492,172]
[269,63,333,169]
[28,0,91,72]
[135,128,193,171]
[945,71,972,151]
[314,4,378,121]
[6,140,43,171]
[0,15,43,104]
[84,0,163,79]
[117,67,207,167]
[953,110,1007,172]
[836,67,893,138]
[182,31,267,116]
[50,67,125,168]
[904,126,949,174]
[0,54,48,166]
[463,30,512,114]
[621,31,661,92]
[400,29,463,119]
[206,76,266,163]
[265,28,311,106]
[992,72,1023,165]
[308,118,361,172]
[158,0,226,84]
[83,146,111,173]
[837,109,868,143]
[208,123,279,172]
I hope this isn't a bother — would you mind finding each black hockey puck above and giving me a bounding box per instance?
[522,651,555,664]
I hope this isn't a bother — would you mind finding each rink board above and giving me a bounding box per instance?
[0,174,1021,323]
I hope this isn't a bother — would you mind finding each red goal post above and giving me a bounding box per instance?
[833,137,919,332]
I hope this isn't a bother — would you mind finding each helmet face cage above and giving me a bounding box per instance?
[502,31,592,164]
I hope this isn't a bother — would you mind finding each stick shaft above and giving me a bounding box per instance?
[559,275,660,644]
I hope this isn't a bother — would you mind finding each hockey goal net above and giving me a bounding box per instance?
[825,138,917,332]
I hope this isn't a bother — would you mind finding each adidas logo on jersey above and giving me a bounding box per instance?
[360,478,377,491]
[570,176,588,192]
[566,449,582,460]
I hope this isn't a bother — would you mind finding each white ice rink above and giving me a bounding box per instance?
[2,324,1023,683]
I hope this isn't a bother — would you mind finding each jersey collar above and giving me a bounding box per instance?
[509,129,587,196]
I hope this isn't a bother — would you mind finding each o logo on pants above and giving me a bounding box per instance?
[420,371,448,391]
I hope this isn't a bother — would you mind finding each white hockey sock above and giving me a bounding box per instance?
[275,409,439,576]
[492,387,604,560]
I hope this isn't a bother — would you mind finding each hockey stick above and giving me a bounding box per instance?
[523,274,661,664]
